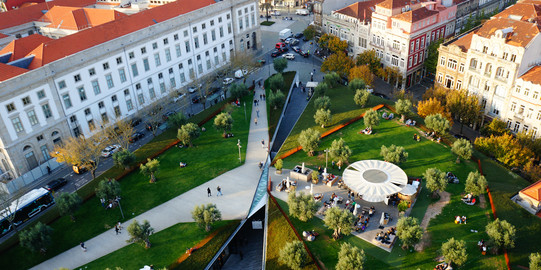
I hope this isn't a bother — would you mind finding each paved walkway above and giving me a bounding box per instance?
[31,87,270,270]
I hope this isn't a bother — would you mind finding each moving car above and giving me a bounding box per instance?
[275,42,286,49]
[223,77,234,85]
[44,178,68,191]
[271,50,281,57]
[129,132,145,143]
[279,47,289,53]
[284,37,293,44]
[191,96,200,104]
[283,53,295,60]
[146,122,159,131]
[101,144,121,157]
[294,32,304,38]
[299,50,309,57]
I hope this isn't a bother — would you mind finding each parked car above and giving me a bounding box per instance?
[292,46,300,53]
[188,84,202,93]
[173,93,186,102]
[290,39,299,46]
[223,77,234,85]
[191,96,201,104]
[279,47,289,53]
[129,132,145,143]
[282,53,295,60]
[299,50,309,57]
[130,117,142,127]
[235,69,248,79]
[284,37,293,44]
[294,32,304,38]
[271,10,281,16]
[44,178,68,191]
[271,50,281,57]
[101,144,121,157]
[162,111,175,121]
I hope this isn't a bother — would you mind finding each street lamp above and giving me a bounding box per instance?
[244,102,247,121]
[324,149,330,170]
[237,139,242,163]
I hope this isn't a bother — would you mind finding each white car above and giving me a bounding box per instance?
[282,53,295,60]
[187,84,202,93]
[101,144,121,157]
[234,69,248,79]
[223,77,234,85]
[284,37,293,44]
[173,93,186,102]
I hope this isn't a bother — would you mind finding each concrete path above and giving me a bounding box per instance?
[31,87,270,270]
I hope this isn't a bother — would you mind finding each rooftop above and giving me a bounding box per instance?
[392,6,438,23]
[476,17,541,47]
[494,2,541,22]
[519,65,541,85]
[520,180,541,201]
[449,29,477,52]
[0,34,53,62]
[38,6,128,30]
[377,0,421,10]
[335,0,385,22]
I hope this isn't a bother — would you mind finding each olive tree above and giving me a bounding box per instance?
[423,167,447,197]
[177,123,200,147]
[314,96,331,110]
[530,252,541,270]
[140,158,160,183]
[268,89,285,110]
[425,113,450,135]
[354,89,370,107]
[465,171,487,196]
[269,73,285,91]
[229,83,249,99]
[273,57,288,73]
[486,218,516,252]
[380,144,408,164]
[19,222,53,254]
[442,237,468,267]
[56,192,82,222]
[127,220,154,249]
[314,108,332,128]
[279,240,307,270]
[214,112,233,136]
[348,78,366,91]
[288,191,319,222]
[298,128,320,156]
[192,203,222,232]
[113,150,136,170]
[395,99,412,122]
[95,179,121,203]
[336,242,365,270]
[329,138,352,170]
[452,138,473,163]
[396,216,423,249]
[314,82,328,97]
[323,72,340,88]
[167,112,187,129]
[324,207,355,240]
[363,109,379,129]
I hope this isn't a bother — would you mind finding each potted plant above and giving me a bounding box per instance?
[275,159,283,174]
[311,170,319,184]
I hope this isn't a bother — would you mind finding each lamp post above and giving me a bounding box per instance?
[237,139,242,163]
[324,149,329,170]
[244,102,247,121]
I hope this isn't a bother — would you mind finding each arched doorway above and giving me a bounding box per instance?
[23,145,38,170]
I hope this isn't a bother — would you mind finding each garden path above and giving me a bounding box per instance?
[415,191,451,251]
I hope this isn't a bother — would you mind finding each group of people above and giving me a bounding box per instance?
[412,134,421,141]
[434,262,450,270]
[382,112,394,120]
[405,119,417,126]
[375,230,393,244]
[478,239,488,255]
[360,127,373,135]
[206,186,223,196]
[461,193,476,205]
[455,215,467,224]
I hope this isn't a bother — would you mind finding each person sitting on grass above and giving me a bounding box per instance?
[179,162,187,168]
[382,112,388,119]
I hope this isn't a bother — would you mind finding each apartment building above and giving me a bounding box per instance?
[436,0,541,136]
[0,0,261,181]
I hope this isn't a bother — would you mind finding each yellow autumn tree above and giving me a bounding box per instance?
[417,98,453,124]
[322,52,354,78]
[422,85,449,104]
[349,65,374,86]
[474,133,534,168]
[328,36,348,53]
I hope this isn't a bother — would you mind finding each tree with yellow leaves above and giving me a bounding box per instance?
[321,52,354,78]
[417,98,453,124]
[422,85,449,104]
[446,90,482,134]
[474,133,534,168]
[349,65,373,86]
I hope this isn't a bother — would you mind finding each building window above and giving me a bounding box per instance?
[129,52,135,59]
[111,95,118,102]
[89,68,96,76]
[84,108,91,115]
[510,102,516,112]
[193,26,197,33]
[41,145,51,160]
[116,57,122,64]
[141,47,147,54]
[88,119,95,131]
[74,74,81,82]
[27,110,39,126]
[513,122,521,133]
[391,55,399,66]
[154,53,161,66]
[528,108,534,118]
[170,77,176,88]
[211,30,216,41]
[185,41,191,53]
[37,90,46,99]
[92,80,101,95]
[98,101,105,109]
[174,34,179,41]
[119,68,127,83]
[175,44,181,57]
[524,88,530,96]
[437,73,443,83]
[160,82,166,93]
[137,93,145,105]
[42,103,52,118]
[124,89,130,96]
[106,74,114,89]
[510,54,516,62]
[219,27,224,38]
[114,106,121,117]
[131,63,139,77]
[194,37,199,49]
[37,134,44,141]
[163,38,168,45]
[184,30,188,37]
[11,117,23,133]
[482,46,488,53]
[456,80,462,90]
[158,73,163,79]
[447,59,457,70]
[470,58,477,69]
[165,49,171,62]
[77,87,87,101]
[103,62,110,70]
[21,96,31,105]
[459,63,465,73]
[101,113,109,123]
[440,56,446,66]
[6,103,15,112]
[126,100,134,111]
[515,85,521,93]
[179,72,186,83]
[58,80,66,89]
[203,33,208,45]
[143,58,150,71]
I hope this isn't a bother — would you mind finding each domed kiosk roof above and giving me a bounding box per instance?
[342,160,408,202]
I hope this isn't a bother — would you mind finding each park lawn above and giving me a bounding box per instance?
[81,220,237,270]
[0,94,253,269]
[267,198,318,270]
[275,86,392,159]
[266,71,296,139]
[261,21,276,26]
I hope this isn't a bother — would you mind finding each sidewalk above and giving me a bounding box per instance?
[31,87,270,270]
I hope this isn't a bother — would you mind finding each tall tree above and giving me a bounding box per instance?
[214,112,234,136]
[192,203,222,231]
[417,98,452,123]
[113,150,136,170]
[424,38,443,75]
[465,171,487,196]
[105,119,134,151]
[380,144,408,164]
[349,65,373,86]
[268,73,285,91]
[327,36,348,53]
[260,2,273,22]
[95,179,121,203]
[323,207,355,240]
[474,133,534,168]
[363,109,380,129]
[336,242,365,270]
[321,52,354,78]
[51,132,107,179]
[425,113,450,135]
[288,191,319,222]
[314,96,331,110]
[314,82,328,97]
[423,167,447,197]
[354,89,371,107]
[329,138,352,170]
[530,252,541,270]
[356,50,381,72]
[56,192,82,221]
[395,99,412,122]
[141,99,165,137]
[422,85,449,104]
[19,222,53,254]
[451,138,473,162]
[314,108,332,128]
[323,72,340,88]
[273,57,288,73]
[396,216,423,249]
[303,25,316,41]
[127,220,154,249]
[177,123,200,147]
[441,237,468,267]
[486,218,516,252]
[167,112,188,129]
[348,78,367,92]
[298,128,320,156]
[446,90,482,134]
[279,240,307,270]
[229,83,249,99]
[481,118,509,136]
[140,158,160,183]
[268,89,285,110]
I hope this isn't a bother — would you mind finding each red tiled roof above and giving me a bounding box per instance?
[4,0,43,10]
[0,33,8,38]
[476,18,541,47]
[450,30,476,52]
[0,63,29,81]
[520,180,541,201]
[519,65,541,84]
[38,6,128,30]
[0,34,52,62]
[494,2,541,21]
[392,6,438,23]
[377,0,413,9]
[0,0,96,31]
[335,0,385,22]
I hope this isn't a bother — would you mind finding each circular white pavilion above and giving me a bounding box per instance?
[342,160,408,202]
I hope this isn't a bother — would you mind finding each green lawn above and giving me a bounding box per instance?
[261,21,276,26]
[266,71,296,139]
[267,198,317,270]
[81,220,237,269]
[275,86,392,159]
[0,94,253,269]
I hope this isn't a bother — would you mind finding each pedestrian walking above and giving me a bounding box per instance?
[117,221,122,231]
[260,94,263,100]
[254,117,258,125]
[100,198,106,208]
[217,186,222,196]
[115,225,120,235]
[261,139,265,148]
[332,160,335,169]
[80,242,87,252]
[207,187,212,197]
[46,166,51,175]
[256,108,259,117]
